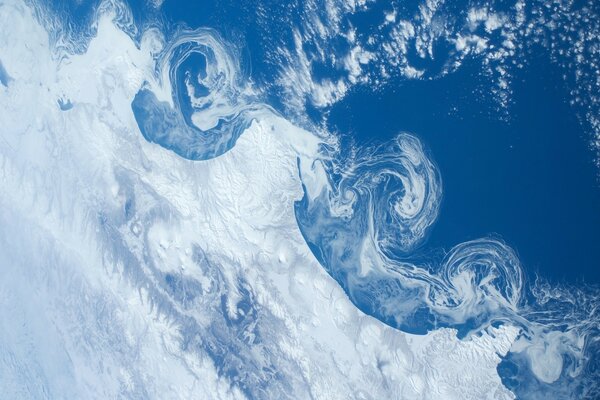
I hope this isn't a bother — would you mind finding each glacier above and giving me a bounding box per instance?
[0,0,598,399]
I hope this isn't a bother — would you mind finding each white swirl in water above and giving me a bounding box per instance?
[131,28,259,160]
[295,131,600,394]
[325,133,441,258]
[157,29,247,129]
[431,238,523,321]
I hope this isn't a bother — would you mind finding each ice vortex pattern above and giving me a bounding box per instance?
[295,131,599,398]
[131,28,257,160]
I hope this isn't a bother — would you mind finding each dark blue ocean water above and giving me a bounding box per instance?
[326,52,600,285]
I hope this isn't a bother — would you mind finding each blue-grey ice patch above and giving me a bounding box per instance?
[57,98,73,110]
[0,59,11,87]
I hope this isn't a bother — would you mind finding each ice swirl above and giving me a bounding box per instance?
[295,131,599,398]
[131,28,256,160]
